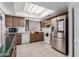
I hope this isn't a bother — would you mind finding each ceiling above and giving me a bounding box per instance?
[31,2,69,20]
[0,2,69,21]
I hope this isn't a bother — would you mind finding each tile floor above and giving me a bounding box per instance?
[16,41,67,57]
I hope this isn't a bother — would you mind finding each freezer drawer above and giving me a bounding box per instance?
[52,38,66,54]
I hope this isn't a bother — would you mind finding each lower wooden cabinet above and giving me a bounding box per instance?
[16,33,22,45]
[36,32,44,41]
[30,32,44,43]
[30,32,37,43]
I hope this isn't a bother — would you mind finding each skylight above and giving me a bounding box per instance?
[24,3,55,18]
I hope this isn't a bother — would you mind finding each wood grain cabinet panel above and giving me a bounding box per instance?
[39,32,44,41]
[13,17,20,27]
[16,33,22,45]
[19,17,24,27]
[5,15,24,27]
[36,32,44,41]
[30,32,37,43]
[30,32,44,43]
[5,15,13,27]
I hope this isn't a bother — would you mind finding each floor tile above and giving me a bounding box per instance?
[16,41,67,57]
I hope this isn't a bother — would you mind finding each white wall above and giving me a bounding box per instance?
[68,2,79,57]
[0,8,6,48]
[73,3,79,57]
[68,3,74,57]
[17,27,25,33]
[0,9,5,35]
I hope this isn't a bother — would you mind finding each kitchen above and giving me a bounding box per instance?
[0,2,69,57]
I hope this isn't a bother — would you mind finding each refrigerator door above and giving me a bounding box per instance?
[52,36,66,54]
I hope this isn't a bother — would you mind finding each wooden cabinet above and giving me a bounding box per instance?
[19,17,24,27]
[30,32,44,43]
[41,20,51,27]
[13,17,20,27]
[5,15,13,27]
[16,33,22,45]
[35,32,44,41]
[38,32,44,41]
[5,15,24,27]
[30,32,37,43]
[13,17,24,27]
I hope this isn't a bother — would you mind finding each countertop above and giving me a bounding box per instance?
[5,31,43,34]
[0,34,16,57]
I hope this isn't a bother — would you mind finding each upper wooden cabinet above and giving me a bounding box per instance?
[5,15,24,27]
[5,15,13,27]
[19,17,24,27]
[13,17,20,27]
[41,20,51,27]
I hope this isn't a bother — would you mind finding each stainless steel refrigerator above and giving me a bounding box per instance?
[51,15,68,55]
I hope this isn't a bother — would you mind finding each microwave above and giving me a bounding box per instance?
[9,28,18,32]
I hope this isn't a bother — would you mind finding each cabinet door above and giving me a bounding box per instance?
[30,32,37,43]
[16,33,22,45]
[37,32,44,41]
[13,17,20,27]
[40,32,44,41]
[5,15,13,27]
[19,17,24,27]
